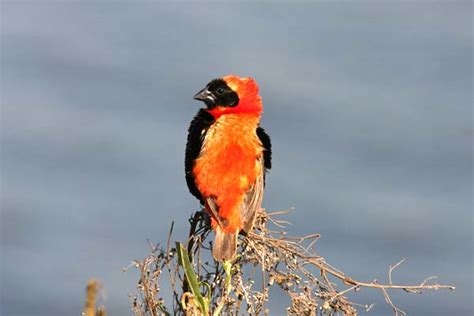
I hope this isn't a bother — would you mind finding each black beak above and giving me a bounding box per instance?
[193,88,216,106]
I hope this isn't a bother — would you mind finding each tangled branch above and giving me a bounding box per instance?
[127,209,454,315]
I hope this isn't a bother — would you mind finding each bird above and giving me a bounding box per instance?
[185,75,272,261]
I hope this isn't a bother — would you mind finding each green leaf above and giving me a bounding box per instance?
[212,261,233,316]
[200,280,212,303]
[176,242,209,315]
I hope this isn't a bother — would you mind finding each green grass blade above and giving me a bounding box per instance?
[176,242,208,314]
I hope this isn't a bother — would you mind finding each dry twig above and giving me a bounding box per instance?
[127,209,454,315]
[83,279,106,316]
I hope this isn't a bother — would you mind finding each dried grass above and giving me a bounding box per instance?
[125,209,454,315]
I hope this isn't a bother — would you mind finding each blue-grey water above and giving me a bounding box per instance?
[1,1,472,315]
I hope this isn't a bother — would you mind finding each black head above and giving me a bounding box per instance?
[193,79,239,109]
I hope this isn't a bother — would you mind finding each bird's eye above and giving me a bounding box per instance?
[216,88,225,94]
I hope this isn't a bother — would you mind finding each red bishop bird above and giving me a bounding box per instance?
[185,75,272,261]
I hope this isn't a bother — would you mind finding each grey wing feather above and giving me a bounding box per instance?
[206,197,225,227]
[241,157,265,233]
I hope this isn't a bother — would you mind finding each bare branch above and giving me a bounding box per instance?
[126,209,455,315]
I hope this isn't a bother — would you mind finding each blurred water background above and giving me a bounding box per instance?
[1,1,472,315]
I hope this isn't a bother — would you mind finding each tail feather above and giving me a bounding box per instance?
[212,226,237,261]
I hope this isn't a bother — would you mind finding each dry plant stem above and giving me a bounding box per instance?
[140,258,158,316]
[249,211,455,292]
[83,279,106,316]
[165,221,179,310]
[129,209,455,316]
[84,280,99,316]
[287,252,454,291]
[249,212,455,315]
[184,209,209,295]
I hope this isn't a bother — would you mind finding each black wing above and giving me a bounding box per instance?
[257,126,272,172]
[185,109,215,202]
